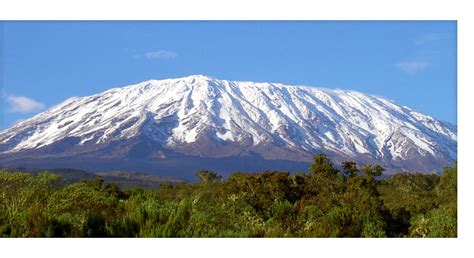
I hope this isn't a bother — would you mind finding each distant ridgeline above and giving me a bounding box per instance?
[0,167,186,189]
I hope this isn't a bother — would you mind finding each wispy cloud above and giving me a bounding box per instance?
[414,33,442,45]
[131,50,178,60]
[144,50,178,60]
[395,33,442,74]
[396,61,430,74]
[4,94,46,113]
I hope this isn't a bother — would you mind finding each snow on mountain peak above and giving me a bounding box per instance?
[0,75,456,173]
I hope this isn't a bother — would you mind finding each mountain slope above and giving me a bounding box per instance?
[0,75,457,177]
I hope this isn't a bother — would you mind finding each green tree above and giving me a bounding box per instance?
[410,163,457,237]
[309,153,339,176]
[435,163,457,210]
[195,170,222,183]
[409,207,456,237]
[362,164,384,178]
[342,161,359,177]
[0,158,457,238]
[0,171,60,237]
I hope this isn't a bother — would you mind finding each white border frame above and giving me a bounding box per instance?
[1,1,472,258]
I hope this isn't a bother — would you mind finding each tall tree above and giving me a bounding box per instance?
[309,153,339,176]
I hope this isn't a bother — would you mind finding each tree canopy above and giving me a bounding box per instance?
[0,157,457,237]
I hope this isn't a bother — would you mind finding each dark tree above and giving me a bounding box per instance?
[342,161,359,177]
[83,212,108,237]
[362,164,385,178]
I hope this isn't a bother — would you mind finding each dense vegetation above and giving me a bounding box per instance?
[0,154,456,237]
[0,167,186,189]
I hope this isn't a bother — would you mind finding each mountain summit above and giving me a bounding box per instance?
[0,75,457,178]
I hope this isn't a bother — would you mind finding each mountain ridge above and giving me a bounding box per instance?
[0,75,457,178]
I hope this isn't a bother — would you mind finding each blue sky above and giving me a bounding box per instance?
[0,21,456,130]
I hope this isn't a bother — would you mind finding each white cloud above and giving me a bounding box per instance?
[5,95,46,113]
[143,50,178,60]
[396,61,430,74]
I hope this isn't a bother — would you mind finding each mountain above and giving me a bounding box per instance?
[0,75,457,179]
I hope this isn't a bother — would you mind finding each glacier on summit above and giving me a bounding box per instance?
[0,75,457,176]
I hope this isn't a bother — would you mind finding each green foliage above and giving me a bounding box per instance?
[83,212,108,237]
[41,213,74,237]
[408,164,457,237]
[379,173,439,216]
[435,163,457,211]
[0,156,457,237]
[362,221,386,237]
[409,207,456,237]
[362,164,385,178]
[342,161,359,177]
[0,171,60,237]
[195,170,222,183]
[309,153,339,176]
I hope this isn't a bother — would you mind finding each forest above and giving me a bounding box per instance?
[0,154,456,237]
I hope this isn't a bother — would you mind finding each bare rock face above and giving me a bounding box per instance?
[0,75,457,178]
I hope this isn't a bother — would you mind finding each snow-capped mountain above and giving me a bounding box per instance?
[0,75,457,178]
